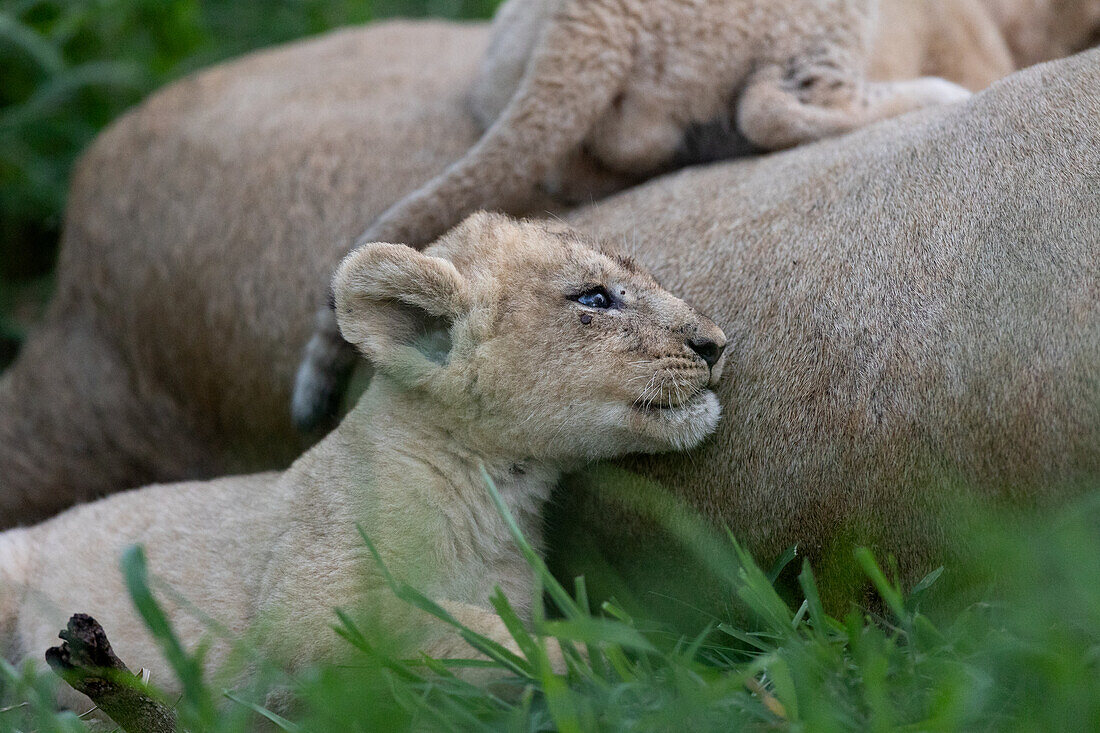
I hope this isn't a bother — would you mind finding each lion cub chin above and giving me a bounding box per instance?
[0,213,726,708]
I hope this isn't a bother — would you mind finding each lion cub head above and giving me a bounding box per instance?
[333,212,726,465]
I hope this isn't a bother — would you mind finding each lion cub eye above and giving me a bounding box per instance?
[572,286,614,309]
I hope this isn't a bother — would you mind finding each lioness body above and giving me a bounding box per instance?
[0,215,725,708]
[2,21,1099,600]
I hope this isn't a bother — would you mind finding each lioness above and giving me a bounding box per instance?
[290,0,976,428]
[0,213,726,708]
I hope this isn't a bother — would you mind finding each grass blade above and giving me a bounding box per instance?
[480,466,583,619]
[120,544,214,723]
[357,525,532,677]
[223,690,301,732]
[0,12,64,73]
[767,545,799,584]
[854,548,906,620]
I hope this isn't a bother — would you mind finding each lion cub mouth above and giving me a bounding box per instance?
[632,388,712,415]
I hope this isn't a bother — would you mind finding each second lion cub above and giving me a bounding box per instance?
[0,213,726,710]
[368,0,971,249]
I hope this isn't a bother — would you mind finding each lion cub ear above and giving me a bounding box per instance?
[333,243,472,385]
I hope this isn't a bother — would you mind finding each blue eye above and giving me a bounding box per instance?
[573,286,613,309]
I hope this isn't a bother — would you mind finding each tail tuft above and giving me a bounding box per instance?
[291,307,359,433]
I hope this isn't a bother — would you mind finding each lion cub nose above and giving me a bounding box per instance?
[687,335,725,368]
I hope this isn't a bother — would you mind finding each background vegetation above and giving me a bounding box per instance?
[0,0,502,368]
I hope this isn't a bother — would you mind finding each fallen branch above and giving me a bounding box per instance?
[45,613,179,733]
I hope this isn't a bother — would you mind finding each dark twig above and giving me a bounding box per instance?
[45,613,179,733]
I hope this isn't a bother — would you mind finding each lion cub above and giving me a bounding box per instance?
[292,0,970,429]
[0,213,726,707]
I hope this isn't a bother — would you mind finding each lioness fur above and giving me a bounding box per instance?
[0,213,726,707]
[290,0,978,428]
[979,0,1100,66]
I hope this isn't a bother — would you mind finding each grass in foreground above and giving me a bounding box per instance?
[2,482,1099,732]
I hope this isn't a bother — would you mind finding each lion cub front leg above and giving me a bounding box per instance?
[738,49,971,151]
[354,0,638,250]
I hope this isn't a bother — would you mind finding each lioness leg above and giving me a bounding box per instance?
[0,322,216,527]
[737,58,971,151]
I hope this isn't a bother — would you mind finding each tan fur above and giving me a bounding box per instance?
[0,214,725,707]
[870,0,1016,90]
[1,21,1098,600]
[0,22,541,527]
[289,1,981,424]
[870,0,1100,89]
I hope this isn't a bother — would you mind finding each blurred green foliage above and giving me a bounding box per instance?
[0,0,501,363]
[4,479,1100,731]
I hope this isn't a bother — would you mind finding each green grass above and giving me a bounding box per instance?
[3,478,1099,732]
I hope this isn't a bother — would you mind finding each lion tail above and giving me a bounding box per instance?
[291,304,359,433]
